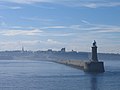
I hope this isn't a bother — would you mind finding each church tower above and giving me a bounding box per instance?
[22,46,24,52]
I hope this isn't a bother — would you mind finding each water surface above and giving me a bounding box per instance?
[0,60,120,90]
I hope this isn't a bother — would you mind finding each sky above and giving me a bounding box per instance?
[0,0,120,53]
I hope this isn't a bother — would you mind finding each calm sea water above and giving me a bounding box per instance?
[0,59,120,90]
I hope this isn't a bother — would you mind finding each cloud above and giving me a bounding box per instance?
[81,2,120,8]
[96,28,120,33]
[0,4,22,10]
[43,26,68,29]
[0,0,54,4]
[41,23,120,35]
[69,25,81,30]
[0,41,19,50]
[47,39,62,45]
[81,3,97,8]
[32,4,55,9]
[0,22,119,53]
[0,29,43,36]
[60,1,120,8]
[42,25,81,30]
[81,20,90,24]
[1,0,120,8]
[0,39,64,51]
[9,6,22,9]
[88,24,120,33]
[61,21,120,33]
[0,24,75,37]
[1,23,119,37]
[21,17,53,22]
[37,39,66,50]
[42,23,120,33]
[21,17,54,25]
[22,39,64,49]
[0,40,40,50]
[51,33,74,37]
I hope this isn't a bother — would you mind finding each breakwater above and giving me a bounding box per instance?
[54,41,105,73]
[54,60,105,73]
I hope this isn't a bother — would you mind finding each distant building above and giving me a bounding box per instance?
[48,49,52,52]
[71,50,77,53]
[61,48,66,52]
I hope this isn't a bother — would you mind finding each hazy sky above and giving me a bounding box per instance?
[0,0,120,53]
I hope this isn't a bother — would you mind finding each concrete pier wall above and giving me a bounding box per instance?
[55,60,105,73]
[84,61,105,72]
[54,41,105,73]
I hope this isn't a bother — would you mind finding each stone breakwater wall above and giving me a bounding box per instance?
[54,60,105,73]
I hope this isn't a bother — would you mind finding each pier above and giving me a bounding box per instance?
[54,41,105,73]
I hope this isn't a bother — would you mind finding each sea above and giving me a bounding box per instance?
[0,58,120,90]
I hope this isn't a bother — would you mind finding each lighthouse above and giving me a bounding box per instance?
[84,40,105,72]
[92,40,98,62]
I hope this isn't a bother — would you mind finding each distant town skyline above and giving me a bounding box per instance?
[0,0,120,53]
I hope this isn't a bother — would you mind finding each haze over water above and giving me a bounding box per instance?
[0,58,120,90]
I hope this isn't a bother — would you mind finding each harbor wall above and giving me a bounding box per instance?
[55,60,105,73]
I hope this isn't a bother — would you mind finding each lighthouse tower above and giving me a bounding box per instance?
[91,40,98,62]
[84,40,105,72]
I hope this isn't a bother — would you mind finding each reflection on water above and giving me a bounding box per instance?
[90,74,98,90]
[91,75,97,90]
